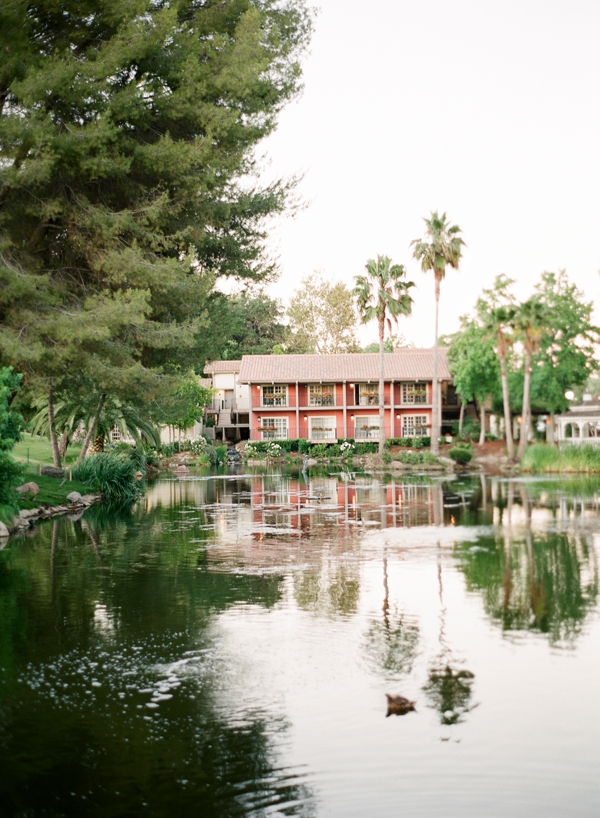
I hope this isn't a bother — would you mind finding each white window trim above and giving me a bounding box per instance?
[261,384,288,407]
[260,416,288,439]
[308,384,335,407]
[357,384,379,406]
[309,416,336,440]
[354,415,380,440]
[402,414,429,437]
[401,382,428,405]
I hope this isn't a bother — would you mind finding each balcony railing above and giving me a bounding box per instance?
[210,399,250,412]
[354,426,380,440]
[309,428,337,440]
[260,428,289,440]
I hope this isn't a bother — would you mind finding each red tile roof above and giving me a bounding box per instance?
[237,348,450,383]
[204,360,242,374]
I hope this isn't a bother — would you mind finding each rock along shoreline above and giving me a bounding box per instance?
[0,493,103,542]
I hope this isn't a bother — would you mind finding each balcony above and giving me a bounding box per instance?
[309,427,337,441]
[260,428,289,441]
[354,426,380,440]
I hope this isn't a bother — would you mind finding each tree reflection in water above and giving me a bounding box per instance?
[422,665,476,725]
[363,550,420,680]
[425,493,477,726]
[457,481,599,645]
[0,507,317,817]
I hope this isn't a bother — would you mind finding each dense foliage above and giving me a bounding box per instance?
[72,449,146,504]
[288,272,359,354]
[0,0,312,427]
[0,367,25,509]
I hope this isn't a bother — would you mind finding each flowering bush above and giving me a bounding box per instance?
[245,441,282,459]
[245,442,263,459]
[340,441,355,456]
[188,437,209,455]
[266,443,283,458]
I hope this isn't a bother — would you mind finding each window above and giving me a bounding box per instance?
[262,384,287,407]
[401,383,427,404]
[110,426,122,443]
[356,384,379,406]
[309,416,336,440]
[308,384,335,406]
[260,417,288,439]
[402,415,429,437]
[354,415,380,440]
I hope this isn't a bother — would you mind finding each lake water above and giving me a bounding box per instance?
[1,468,600,817]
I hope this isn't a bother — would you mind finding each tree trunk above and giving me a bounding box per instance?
[458,398,465,434]
[548,413,555,444]
[58,430,70,459]
[498,347,515,461]
[47,383,62,468]
[430,279,440,455]
[517,351,532,461]
[378,317,385,455]
[478,398,486,445]
[90,434,105,454]
[77,393,106,465]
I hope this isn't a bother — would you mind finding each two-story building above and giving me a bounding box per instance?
[204,348,456,442]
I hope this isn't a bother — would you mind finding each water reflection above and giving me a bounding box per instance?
[457,478,599,645]
[1,471,600,816]
[363,553,420,680]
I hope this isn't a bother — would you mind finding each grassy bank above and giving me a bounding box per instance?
[12,432,82,468]
[0,468,95,525]
[521,443,600,473]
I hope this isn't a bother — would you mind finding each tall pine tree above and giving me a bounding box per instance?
[0,0,311,420]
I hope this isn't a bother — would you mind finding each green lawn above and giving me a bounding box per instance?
[16,472,95,508]
[0,471,95,526]
[12,432,83,468]
[0,434,94,526]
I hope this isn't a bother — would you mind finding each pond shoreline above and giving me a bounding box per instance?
[1,493,103,541]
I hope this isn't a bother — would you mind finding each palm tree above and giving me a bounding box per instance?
[476,276,517,461]
[513,297,548,461]
[353,256,414,454]
[411,212,465,455]
[31,391,160,464]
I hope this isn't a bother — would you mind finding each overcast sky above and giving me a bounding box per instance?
[259,0,600,347]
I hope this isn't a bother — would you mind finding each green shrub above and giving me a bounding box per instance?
[214,444,227,465]
[386,437,431,448]
[73,450,144,503]
[112,442,149,473]
[0,451,25,508]
[0,502,17,526]
[448,447,472,464]
[308,443,330,458]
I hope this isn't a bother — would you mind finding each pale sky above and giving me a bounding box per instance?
[260,0,600,347]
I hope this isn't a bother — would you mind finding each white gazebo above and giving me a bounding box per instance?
[556,395,600,445]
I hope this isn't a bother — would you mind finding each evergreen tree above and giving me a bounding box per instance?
[0,367,25,509]
[0,1,312,429]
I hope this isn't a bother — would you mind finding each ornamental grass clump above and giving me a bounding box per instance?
[73,451,144,504]
[521,443,600,473]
